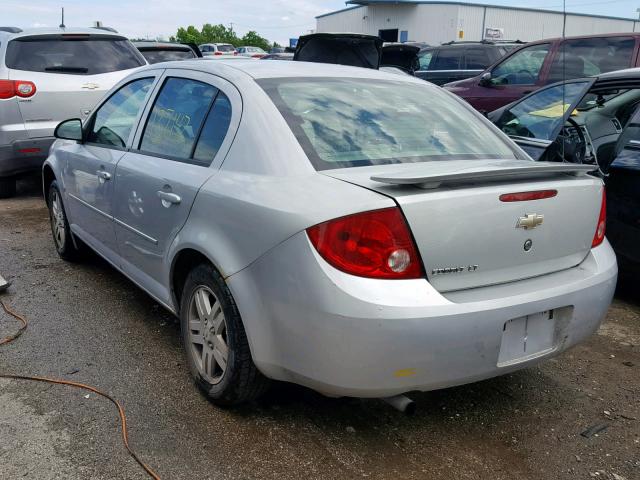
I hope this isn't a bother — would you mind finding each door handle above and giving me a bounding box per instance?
[96,170,111,182]
[157,190,181,207]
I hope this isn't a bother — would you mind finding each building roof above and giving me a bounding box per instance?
[317,1,639,23]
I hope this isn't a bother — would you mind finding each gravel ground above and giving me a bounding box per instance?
[0,176,638,480]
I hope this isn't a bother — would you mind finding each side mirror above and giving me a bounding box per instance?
[54,118,83,142]
[479,72,493,87]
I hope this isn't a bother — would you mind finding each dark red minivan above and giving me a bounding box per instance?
[444,33,640,112]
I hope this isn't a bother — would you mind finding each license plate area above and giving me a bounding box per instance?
[497,309,560,367]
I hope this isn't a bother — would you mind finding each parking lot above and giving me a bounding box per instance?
[0,177,637,480]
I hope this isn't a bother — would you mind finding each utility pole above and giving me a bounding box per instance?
[635,8,640,32]
[229,22,234,34]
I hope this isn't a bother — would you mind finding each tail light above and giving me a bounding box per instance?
[0,80,36,99]
[592,187,607,248]
[214,51,223,56]
[306,207,424,279]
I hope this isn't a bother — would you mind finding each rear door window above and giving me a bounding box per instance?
[547,37,635,84]
[430,48,463,70]
[465,47,492,69]
[139,77,217,160]
[5,36,145,74]
[418,50,434,70]
[491,43,550,85]
[193,92,232,166]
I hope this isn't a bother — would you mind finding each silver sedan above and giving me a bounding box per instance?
[43,60,617,407]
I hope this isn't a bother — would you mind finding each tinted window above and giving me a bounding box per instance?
[465,47,492,69]
[492,43,550,85]
[260,78,522,170]
[547,37,635,84]
[217,44,235,52]
[494,81,590,140]
[140,78,217,160]
[193,93,232,166]
[6,36,145,74]
[430,48,463,70]
[418,50,433,70]
[87,77,154,148]
[139,48,195,64]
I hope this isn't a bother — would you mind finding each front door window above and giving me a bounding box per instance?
[491,43,550,86]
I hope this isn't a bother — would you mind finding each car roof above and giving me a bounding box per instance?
[595,67,640,81]
[138,58,429,83]
[0,26,126,40]
[134,41,192,50]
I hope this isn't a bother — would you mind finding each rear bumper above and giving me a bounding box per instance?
[0,138,55,177]
[228,231,618,398]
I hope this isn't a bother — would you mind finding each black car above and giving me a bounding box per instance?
[415,40,523,86]
[488,68,640,271]
[293,33,421,76]
[133,41,201,64]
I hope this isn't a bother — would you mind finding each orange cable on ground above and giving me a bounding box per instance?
[0,298,161,480]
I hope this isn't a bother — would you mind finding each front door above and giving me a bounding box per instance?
[603,107,640,266]
[471,43,552,113]
[489,78,595,161]
[112,70,238,304]
[60,74,157,263]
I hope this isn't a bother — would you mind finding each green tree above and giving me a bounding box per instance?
[173,24,272,50]
[240,31,270,51]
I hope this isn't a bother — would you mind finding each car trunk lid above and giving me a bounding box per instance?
[323,160,603,292]
[293,33,382,69]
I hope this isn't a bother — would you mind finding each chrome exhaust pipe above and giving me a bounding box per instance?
[381,395,416,415]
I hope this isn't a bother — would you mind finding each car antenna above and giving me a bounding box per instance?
[59,7,65,29]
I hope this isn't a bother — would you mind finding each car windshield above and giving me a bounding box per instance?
[259,77,523,170]
[6,36,145,74]
[139,48,195,64]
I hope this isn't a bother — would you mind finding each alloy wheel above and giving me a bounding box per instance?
[188,286,229,384]
[50,190,66,249]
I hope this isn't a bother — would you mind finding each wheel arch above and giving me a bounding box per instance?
[170,247,223,312]
[42,163,56,206]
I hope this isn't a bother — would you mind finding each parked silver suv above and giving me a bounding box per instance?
[0,27,146,197]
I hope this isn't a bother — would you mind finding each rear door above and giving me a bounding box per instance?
[545,36,636,85]
[489,78,595,161]
[112,70,239,303]
[603,107,640,265]
[60,72,158,264]
[5,33,145,138]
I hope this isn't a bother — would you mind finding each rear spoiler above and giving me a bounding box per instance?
[371,162,597,189]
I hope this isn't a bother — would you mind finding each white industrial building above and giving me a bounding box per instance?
[316,0,640,45]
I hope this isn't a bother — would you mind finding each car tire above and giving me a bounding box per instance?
[0,176,16,199]
[48,180,82,261]
[180,263,270,406]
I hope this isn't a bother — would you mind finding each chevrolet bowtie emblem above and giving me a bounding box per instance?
[81,83,100,90]
[517,213,544,230]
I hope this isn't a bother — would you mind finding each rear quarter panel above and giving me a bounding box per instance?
[166,75,393,295]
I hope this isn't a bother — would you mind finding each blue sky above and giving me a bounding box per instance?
[1,0,639,45]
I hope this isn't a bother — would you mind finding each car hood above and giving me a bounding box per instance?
[293,33,382,69]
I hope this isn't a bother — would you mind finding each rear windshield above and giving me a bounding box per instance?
[6,36,145,74]
[259,78,522,170]
[217,44,235,52]
[139,48,196,64]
